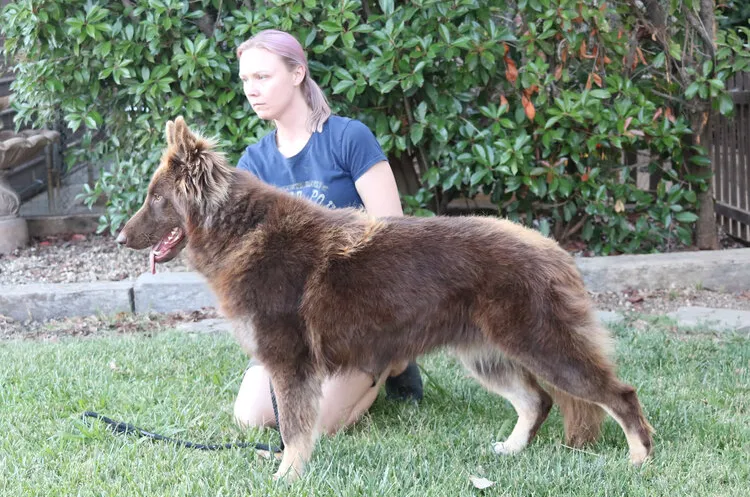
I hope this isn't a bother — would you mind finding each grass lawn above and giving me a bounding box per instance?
[1,318,748,496]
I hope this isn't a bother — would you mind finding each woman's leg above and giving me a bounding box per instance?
[233,363,277,429]
[234,362,410,435]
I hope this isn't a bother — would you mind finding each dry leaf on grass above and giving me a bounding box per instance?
[469,475,496,489]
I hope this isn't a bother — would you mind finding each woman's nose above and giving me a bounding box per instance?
[244,81,258,96]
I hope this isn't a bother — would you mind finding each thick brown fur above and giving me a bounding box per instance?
[118,117,654,481]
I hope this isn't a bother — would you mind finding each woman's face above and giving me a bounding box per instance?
[239,47,304,121]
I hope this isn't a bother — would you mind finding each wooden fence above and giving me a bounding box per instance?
[711,72,750,242]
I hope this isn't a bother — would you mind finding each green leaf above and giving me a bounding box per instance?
[685,82,701,99]
[319,20,340,33]
[410,124,424,144]
[304,28,317,48]
[378,0,395,16]
[545,115,562,129]
[669,41,682,60]
[333,67,353,81]
[674,211,699,223]
[470,169,488,186]
[439,24,451,44]
[652,52,666,68]
[414,101,427,122]
[589,89,611,99]
[689,154,711,167]
[332,80,354,94]
[718,93,734,115]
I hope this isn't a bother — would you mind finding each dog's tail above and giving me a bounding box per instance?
[547,308,612,447]
[550,388,606,447]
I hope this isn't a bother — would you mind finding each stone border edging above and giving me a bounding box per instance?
[576,247,750,293]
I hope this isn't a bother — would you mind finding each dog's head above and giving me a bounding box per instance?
[116,116,232,273]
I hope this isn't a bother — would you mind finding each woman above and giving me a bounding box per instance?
[232,29,423,435]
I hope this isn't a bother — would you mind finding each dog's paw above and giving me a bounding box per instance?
[272,462,303,483]
[629,447,651,467]
[272,470,299,483]
[492,440,524,455]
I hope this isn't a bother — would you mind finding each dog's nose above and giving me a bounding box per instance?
[115,232,127,245]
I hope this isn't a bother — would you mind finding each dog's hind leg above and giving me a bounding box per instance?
[268,369,322,482]
[454,347,553,455]
[485,323,653,465]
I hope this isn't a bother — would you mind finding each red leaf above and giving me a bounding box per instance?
[504,56,518,85]
[636,46,647,65]
[521,94,535,121]
[665,107,676,123]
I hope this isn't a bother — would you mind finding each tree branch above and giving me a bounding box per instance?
[683,6,716,58]
[195,10,216,38]
[402,96,430,180]
[650,89,704,112]
[561,213,588,242]
[120,0,138,22]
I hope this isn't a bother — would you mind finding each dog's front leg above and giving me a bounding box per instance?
[271,371,322,483]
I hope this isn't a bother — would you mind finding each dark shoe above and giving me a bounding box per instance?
[385,361,423,402]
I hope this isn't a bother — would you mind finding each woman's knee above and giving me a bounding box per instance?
[317,372,381,435]
[233,366,276,429]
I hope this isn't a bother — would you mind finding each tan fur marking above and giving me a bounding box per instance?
[333,218,386,257]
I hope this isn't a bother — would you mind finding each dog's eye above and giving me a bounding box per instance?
[152,194,163,202]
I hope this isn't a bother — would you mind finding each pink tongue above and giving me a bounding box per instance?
[149,249,156,274]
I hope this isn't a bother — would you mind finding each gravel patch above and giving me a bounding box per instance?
[1,233,749,340]
[592,287,750,315]
[0,233,191,284]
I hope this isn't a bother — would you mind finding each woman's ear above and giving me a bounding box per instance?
[293,65,306,86]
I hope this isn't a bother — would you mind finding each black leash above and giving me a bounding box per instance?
[269,380,285,451]
[82,379,284,453]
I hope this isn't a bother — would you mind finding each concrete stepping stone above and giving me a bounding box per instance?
[667,306,750,332]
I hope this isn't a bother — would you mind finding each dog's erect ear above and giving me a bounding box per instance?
[166,116,232,217]
[165,120,176,147]
[173,116,197,157]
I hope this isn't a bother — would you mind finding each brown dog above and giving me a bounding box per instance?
[116,117,653,481]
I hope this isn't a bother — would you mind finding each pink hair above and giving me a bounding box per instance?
[237,30,331,133]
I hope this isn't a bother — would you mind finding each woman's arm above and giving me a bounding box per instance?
[354,161,404,218]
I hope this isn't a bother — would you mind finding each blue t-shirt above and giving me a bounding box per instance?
[236,116,387,209]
